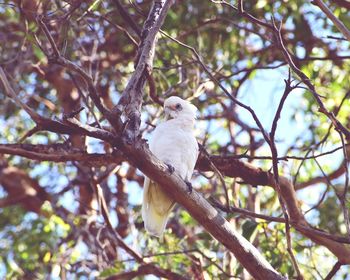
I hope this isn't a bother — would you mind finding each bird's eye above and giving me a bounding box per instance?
[175,103,182,110]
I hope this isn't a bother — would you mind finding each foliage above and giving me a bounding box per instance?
[0,0,349,279]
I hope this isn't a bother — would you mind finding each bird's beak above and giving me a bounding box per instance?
[165,105,176,111]
[164,105,176,120]
[164,106,171,119]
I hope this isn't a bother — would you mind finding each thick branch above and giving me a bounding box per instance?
[0,144,122,166]
[120,140,285,280]
[114,0,174,142]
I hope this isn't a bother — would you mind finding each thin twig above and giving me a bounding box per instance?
[18,126,42,143]
[212,198,350,244]
[199,144,231,209]
[268,64,303,280]
[211,198,284,223]
[36,16,119,130]
[36,16,61,58]
[0,67,41,122]
[91,178,187,280]
[212,0,350,140]
[159,29,272,146]
[112,0,142,37]
[339,131,350,239]
[92,179,143,262]
[270,14,350,140]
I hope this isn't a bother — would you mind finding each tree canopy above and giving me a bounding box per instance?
[0,0,349,279]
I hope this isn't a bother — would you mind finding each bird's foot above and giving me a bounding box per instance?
[185,180,193,193]
[166,164,175,174]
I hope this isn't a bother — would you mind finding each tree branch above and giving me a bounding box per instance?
[0,144,122,166]
[119,139,286,280]
[311,0,350,42]
[114,0,175,142]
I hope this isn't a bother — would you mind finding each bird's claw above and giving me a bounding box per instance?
[185,181,193,193]
[166,164,175,174]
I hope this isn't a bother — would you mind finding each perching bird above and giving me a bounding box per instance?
[142,96,199,237]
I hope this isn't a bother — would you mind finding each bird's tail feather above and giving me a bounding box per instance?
[142,178,175,237]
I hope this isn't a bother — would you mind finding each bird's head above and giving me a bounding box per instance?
[163,96,197,120]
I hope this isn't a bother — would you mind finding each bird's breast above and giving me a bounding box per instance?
[149,123,197,179]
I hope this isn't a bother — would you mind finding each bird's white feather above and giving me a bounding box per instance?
[142,96,198,237]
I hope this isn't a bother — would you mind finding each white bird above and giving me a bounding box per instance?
[142,96,199,237]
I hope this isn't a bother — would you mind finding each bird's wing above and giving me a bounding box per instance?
[183,136,199,181]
